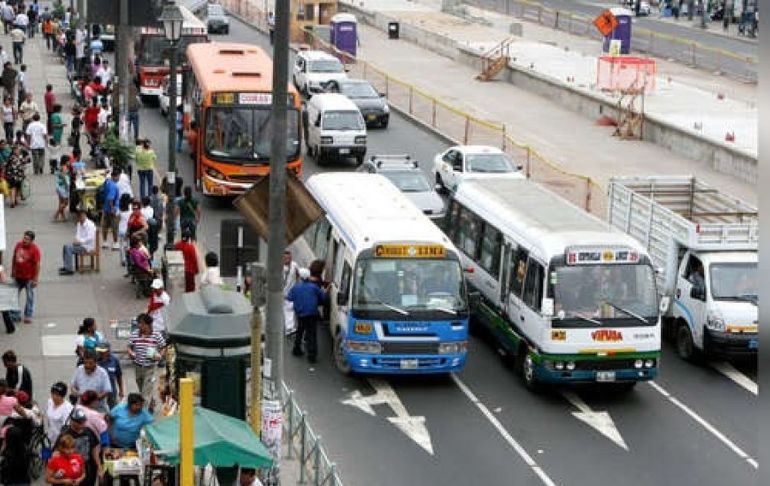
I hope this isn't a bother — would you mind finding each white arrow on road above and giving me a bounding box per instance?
[342,378,434,455]
[561,391,628,451]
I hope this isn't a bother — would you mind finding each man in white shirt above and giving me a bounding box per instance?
[13,11,28,31]
[60,210,96,275]
[237,468,264,486]
[75,27,86,72]
[96,60,112,86]
[25,112,46,174]
[97,99,111,130]
[10,25,24,64]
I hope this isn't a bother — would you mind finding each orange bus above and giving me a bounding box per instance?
[184,42,303,196]
[135,5,207,100]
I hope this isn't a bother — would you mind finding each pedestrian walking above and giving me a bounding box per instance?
[174,230,199,292]
[10,230,40,324]
[1,424,32,485]
[0,2,13,35]
[53,156,69,221]
[268,11,275,44]
[283,250,300,335]
[18,91,36,132]
[44,83,54,133]
[0,264,16,334]
[287,268,329,363]
[3,349,33,398]
[63,35,75,74]
[149,184,164,232]
[75,25,86,74]
[200,251,223,288]
[52,410,101,486]
[25,112,46,174]
[15,63,25,109]
[4,144,25,208]
[147,279,171,334]
[45,381,74,445]
[50,103,63,147]
[100,169,121,251]
[0,62,17,104]
[9,24,24,65]
[69,350,111,406]
[127,313,166,408]
[175,104,184,152]
[135,138,156,200]
[175,186,200,241]
[95,341,124,409]
[126,83,140,139]
[2,96,15,142]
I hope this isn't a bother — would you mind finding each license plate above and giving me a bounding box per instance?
[400,359,419,369]
[748,339,758,349]
[367,114,377,121]
[339,148,350,154]
[596,371,616,382]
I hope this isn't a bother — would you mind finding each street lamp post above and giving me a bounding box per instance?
[159,1,184,249]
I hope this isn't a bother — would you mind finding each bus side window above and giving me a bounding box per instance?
[446,200,461,241]
[522,258,544,312]
[339,262,352,300]
[303,220,319,250]
[478,223,502,278]
[509,246,528,298]
[315,218,331,260]
[333,242,346,283]
[329,238,339,282]
[456,206,480,259]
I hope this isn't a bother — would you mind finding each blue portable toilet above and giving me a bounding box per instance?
[330,13,358,59]
[602,7,633,54]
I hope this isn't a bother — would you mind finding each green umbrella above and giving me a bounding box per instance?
[144,407,273,468]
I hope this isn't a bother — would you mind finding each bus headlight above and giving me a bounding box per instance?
[634,359,643,369]
[438,341,467,354]
[206,167,225,180]
[347,341,382,354]
[554,361,564,370]
[354,135,367,145]
[566,361,575,371]
[320,136,333,145]
[644,359,655,368]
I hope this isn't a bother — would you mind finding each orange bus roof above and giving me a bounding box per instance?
[186,42,297,95]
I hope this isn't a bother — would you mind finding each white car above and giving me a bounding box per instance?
[292,50,348,95]
[432,145,524,193]
[159,74,183,117]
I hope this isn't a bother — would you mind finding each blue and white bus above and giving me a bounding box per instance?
[304,173,469,374]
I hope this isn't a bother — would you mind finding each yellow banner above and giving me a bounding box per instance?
[375,244,446,258]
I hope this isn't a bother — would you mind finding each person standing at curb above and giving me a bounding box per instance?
[10,230,40,324]
[95,341,124,409]
[2,96,15,142]
[287,268,329,364]
[127,313,166,409]
[175,186,201,241]
[26,112,47,175]
[100,170,121,251]
[135,138,156,200]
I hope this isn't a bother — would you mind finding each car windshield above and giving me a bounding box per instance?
[710,262,757,302]
[551,264,658,327]
[322,111,364,130]
[353,258,466,315]
[382,171,432,192]
[138,35,207,66]
[339,82,378,98]
[205,107,300,162]
[465,153,516,173]
[310,59,344,73]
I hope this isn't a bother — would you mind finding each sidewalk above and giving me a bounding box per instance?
[338,0,755,203]
[3,20,302,484]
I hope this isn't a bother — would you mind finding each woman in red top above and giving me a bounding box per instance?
[127,200,149,241]
[82,98,100,140]
[45,434,86,485]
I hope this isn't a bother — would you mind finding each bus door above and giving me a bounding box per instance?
[519,256,546,341]
[499,242,513,313]
[505,245,529,333]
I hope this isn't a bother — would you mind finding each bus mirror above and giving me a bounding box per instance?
[463,266,474,274]
[336,292,348,306]
[659,296,670,313]
[541,298,554,317]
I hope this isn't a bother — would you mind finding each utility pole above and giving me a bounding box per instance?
[265,0,290,402]
[700,0,708,27]
[249,263,266,434]
[117,0,133,145]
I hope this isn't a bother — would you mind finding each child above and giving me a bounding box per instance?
[199,251,223,288]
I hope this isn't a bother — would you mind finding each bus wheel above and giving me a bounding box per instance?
[518,348,539,391]
[676,323,700,362]
[334,331,352,375]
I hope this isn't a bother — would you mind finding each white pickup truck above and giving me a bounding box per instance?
[607,176,757,361]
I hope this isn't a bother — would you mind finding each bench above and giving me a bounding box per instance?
[75,232,101,273]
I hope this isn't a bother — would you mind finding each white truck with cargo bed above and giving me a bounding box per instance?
[607,176,757,361]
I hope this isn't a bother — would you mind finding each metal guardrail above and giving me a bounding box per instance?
[282,383,344,486]
[464,0,757,82]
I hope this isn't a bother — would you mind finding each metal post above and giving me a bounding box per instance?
[700,0,707,27]
[179,378,194,486]
[463,116,470,144]
[286,390,295,460]
[408,85,413,115]
[314,437,322,486]
[249,264,264,435]
[165,40,179,249]
[117,0,132,145]
[431,99,437,127]
[525,146,531,178]
[266,0,290,405]
[299,415,307,483]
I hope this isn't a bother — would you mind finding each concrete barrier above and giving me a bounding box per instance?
[340,3,758,185]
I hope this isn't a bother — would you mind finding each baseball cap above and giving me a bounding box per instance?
[95,341,111,352]
[70,408,87,422]
[151,278,164,289]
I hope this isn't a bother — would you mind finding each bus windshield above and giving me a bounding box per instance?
[710,262,757,303]
[204,107,300,162]
[551,264,658,327]
[353,258,466,317]
[138,35,207,66]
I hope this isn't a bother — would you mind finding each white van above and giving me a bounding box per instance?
[304,93,367,166]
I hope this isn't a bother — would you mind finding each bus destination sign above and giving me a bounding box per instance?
[374,244,446,259]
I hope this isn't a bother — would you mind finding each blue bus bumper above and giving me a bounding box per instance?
[535,366,658,384]
[346,352,467,374]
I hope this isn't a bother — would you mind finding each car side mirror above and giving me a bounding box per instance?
[516,164,524,171]
[379,92,386,97]
[344,67,350,72]
[541,298,554,317]
[314,118,321,127]
[336,292,348,306]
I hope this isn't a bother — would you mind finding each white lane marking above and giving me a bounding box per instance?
[648,381,758,470]
[710,361,758,396]
[342,378,434,455]
[561,391,629,451]
[452,375,558,486]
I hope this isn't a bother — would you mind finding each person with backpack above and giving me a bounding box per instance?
[2,350,32,398]
[174,186,200,241]
[99,169,121,251]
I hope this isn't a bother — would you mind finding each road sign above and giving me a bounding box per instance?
[593,10,619,37]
